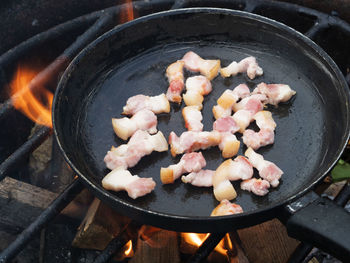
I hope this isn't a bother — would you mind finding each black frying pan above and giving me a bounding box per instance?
[53,8,350,260]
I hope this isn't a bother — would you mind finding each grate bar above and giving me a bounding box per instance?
[187,232,226,263]
[0,179,83,263]
[287,182,350,263]
[0,126,51,182]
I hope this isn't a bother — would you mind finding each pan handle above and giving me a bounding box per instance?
[280,192,350,262]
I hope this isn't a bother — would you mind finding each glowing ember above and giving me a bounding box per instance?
[124,240,133,257]
[119,0,135,23]
[10,64,53,127]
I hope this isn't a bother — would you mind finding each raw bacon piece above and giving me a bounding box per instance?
[212,84,250,119]
[181,169,214,187]
[104,130,168,170]
[242,129,275,150]
[169,130,221,157]
[242,111,276,150]
[183,75,212,110]
[245,147,283,187]
[182,51,221,80]
[215,156,253,182]
[166,60,185,103]
[112,109,157,140]
[254,111,276,131]
[253,82,296,106]
[213,179,237,201]
[232,94,267,114]
[160,152,206,184]
[213,116,240,133]
[182,106,203,132]
[220,56,263,79]
[211,199,243,216]
[218,132,240,158]
[122,93,170,115]
[240,178,270,196]
[102,168,156,199]
[232,94,267,133]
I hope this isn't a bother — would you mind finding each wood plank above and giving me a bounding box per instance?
[238,219,299,263]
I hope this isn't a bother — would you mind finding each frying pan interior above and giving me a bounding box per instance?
[54,8,350,229]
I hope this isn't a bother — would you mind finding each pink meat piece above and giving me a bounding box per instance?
[213,116,240,133]
[253,82,296,106]
[242,128,275,150]
[221,56,263,79]
[166,60,185,103]
[245,147,283,187]
[122,93,170,115]
[240,178,270,196]
[182,106,203,132]
[211,199,243,216]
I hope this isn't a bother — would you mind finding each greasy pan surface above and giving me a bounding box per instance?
[53,8,350,232]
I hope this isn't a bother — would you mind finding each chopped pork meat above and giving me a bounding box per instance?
[122,93,170,115]
[245,147,283,187]
[253,82,296,106]
[183,75,212,110]
[215,156,253,182]
[242,129,275,150]
[181,169,214,187]
[166,60,185,103]
[104,130,168,170]
[211,199,243,216]
[232,94,267,133]
[169,130,221,157]
[218,132,240,158]
[220,56,263,79]
[240,178,270,196]
[160,152,206,184]
[182,106,203,132]
[112,109,157,140]
[242,111,276,150]
[182,51,221,80]
[102,168,156,199]
[213,116,240,133]
[213,179,237,201]
[212,84,250,119]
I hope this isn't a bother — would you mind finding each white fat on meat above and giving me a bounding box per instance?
[253,82,296,106]
[212,156,253,201]
[240,178,270,196]
[160,152,206,184]
[182,51,221,80]
[242,111,276,150]
[102,168,156,199]
[183,75,212,110]
[168,130,221,157]
[211,199,243,216]
[112,109,157,140]
[220,56,263,79]
[104,130,168,170]
[181,169,214,187]
[166,60,185,103]
[122,93,170,115]
[213,116,240,158]
[232,94,267,133]
[245,147,283,187]
[212,84,250,119]
[215,156,254,182]
[182,106,203,132]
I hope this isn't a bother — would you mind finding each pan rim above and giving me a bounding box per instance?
[53,7,350,230]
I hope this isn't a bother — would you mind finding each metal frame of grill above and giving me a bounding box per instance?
[0,0,350,262]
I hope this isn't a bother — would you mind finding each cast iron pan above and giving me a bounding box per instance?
[53,8,350,240]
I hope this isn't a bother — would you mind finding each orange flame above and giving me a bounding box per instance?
[124,240,133,257]
[119,0,134,23]
[182,233,232,256]
[10,65,53,127]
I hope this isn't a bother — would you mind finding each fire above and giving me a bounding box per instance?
[182,233,232,256]
[124,240,133,257]
[119,0,135,23]
[10,64,53,127]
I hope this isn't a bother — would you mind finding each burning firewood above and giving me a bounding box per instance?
[72,198,130,250]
